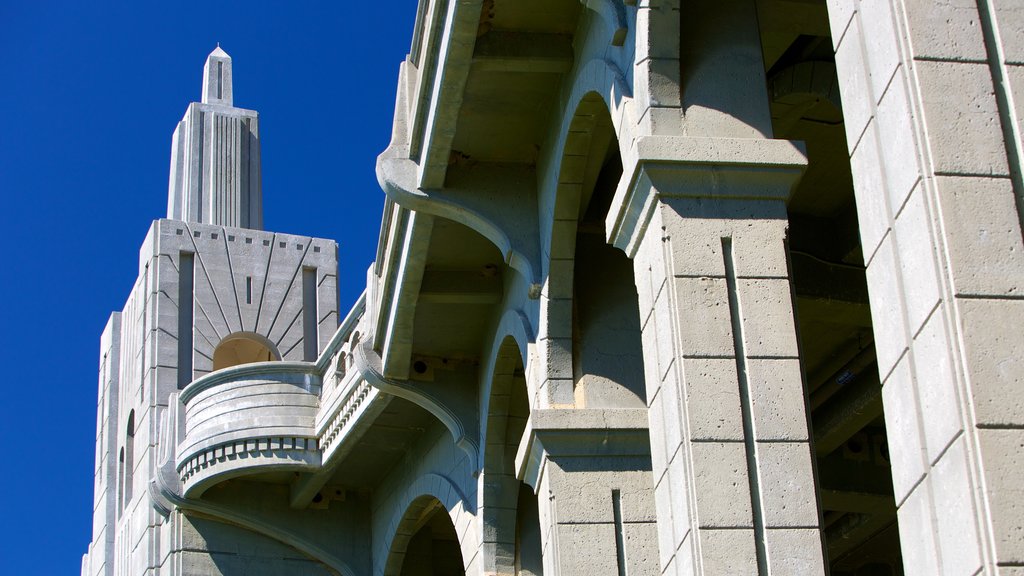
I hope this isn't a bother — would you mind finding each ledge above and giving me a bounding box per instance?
[515,408,652,491]
[606,135,808,257]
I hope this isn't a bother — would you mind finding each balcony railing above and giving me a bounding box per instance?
[313,292,387,466]
[176,361,321,498]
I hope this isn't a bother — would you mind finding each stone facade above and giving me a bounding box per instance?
[84,1,1023,574]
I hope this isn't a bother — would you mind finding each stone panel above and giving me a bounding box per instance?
[931,436,983,575]
[959,298,1024,426]
[934,176,1024,297]
[866,236,908,379]
[757,442,819,528]
[978,428,1024,564]
[893,185,941,335]
[682,357,743,441]
[882,356,926,503]
[896,480,941,576]
[904,0,988,61]
[747,358,809,441]
[672,277,735,358]
[764,528,826,576]
[912,308,962,463]
[849,126,890,259]
[691,441,752,528]
[915,61,1009,177]
[699,528,758,575]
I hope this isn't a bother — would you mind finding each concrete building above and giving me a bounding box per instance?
[83,0,1023,574]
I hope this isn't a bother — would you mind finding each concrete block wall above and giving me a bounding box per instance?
[828,0,1024,572]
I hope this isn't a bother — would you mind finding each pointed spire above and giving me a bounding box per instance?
[168,46,262,229]
[201,46,233,106]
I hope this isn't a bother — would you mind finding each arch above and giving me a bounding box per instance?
[389,496,466,576]
[376,150,542,287]
[379,474,470,576]
[543,90,647,408]
[478,336,543,575]
[482,336,530,474]
[212,332,281,371]
[478,309,534,421]
[119,410,135,514]
[580,0,629,46]
[554,59,633,163]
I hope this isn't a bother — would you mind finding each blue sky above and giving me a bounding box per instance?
[0,2,418,572]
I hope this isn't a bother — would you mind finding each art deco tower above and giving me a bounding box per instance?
[167,46,262,229]
[82,47,339,576]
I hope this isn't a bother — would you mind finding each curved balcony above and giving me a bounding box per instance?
[176,361,321,498]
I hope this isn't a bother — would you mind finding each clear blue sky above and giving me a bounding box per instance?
[0,2,418,572]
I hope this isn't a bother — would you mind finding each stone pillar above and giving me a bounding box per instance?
[828,0,1024,573]
[611,0,830,571]
[608,135,821,575]
[517,409,659,576]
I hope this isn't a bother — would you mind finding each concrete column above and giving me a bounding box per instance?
[517,409,658,576]
[611,0,825,570]
[657,199,821,576]
[633,0,682,136]
[678,0,773,139]
[614,140,822,575]
[829,0,1024,573]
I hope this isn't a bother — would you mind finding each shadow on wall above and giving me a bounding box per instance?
[189,515,335,575]
[212,332,282,371]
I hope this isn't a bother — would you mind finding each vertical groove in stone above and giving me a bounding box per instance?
[303,267,319,361]
[722,236,768,575]
[139,264,148,402]
[178,252,194,389]
[241,119,251,228]
[612,488,628,576]
[254,234,275,334]
[197,110,205,222]
[976,0,1024,240]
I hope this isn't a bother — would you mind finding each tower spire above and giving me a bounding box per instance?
[167,46,262,229]
[201,46,233,106]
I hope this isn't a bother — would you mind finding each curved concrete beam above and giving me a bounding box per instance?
[376,147,541,287]
[477,308,535,464]
[353,337,481,472]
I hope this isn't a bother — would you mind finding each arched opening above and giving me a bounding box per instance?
[395,497,465,576]
[212,332,281,371]
[119,410,135,515]
[482,336,542,574]
[559,94,646,408]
